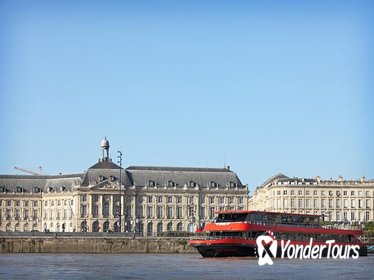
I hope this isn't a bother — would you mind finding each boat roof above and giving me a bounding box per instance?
[215,210,321,217]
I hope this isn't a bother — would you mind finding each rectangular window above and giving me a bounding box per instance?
[351,211,355,221]
[291,198,295,208]
[147,206,153,218]
[44,201,47,207]
[81,194,87,202]
[321,191,325,196]
[209,196,214,204]
[336,199,341,208]
[167,206,173,219]
[33,210,38,220]
[329,199,333,208]
[137,205,143,218]
[219,197,224,204]
[15,209,20,220]
[167,196,172,204]
[351,191,355,196]
[351,199,356,208]
[125,206,131,218]
[177,206,182,219]
[24,209,29,220]
[176,196,182,204]
[358,191,362,196]
[313,199,318,208]
[92,205,99,218]
[283,198,288,208]
[148,196,153,203]
[16,200,20,207]
[306,199,310,208]
[188,207,194,217]
[313,190,317,196]
[343,191,347,196]
[291,190,295,195]
[366,212,370,221]
[321,199,326,208]
[157,196,163,203]
[80,205,87,218]
[298,198,303,208]
[228,197,234,204]
[366,199,370,208]
[157,206,163,218]
[306,190,310,195]
[358,199,363,208]
[283,190,287,195]
[336,212,341,221]
[329,191,333,196]
[238,197,243,204]
[6,209,11,220]
[344,199,348,208]
[209,207,215,218]
[189,196,195,204]
[298,190,303,195]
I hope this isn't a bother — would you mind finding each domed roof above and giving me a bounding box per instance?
[101,137,110,149]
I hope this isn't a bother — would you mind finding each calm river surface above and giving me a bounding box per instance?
[0,253,373,280]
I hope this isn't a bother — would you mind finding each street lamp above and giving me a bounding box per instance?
[117,150,123,233]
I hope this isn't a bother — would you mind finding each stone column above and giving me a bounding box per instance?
[109,195,113,218]
[99,195,103,219]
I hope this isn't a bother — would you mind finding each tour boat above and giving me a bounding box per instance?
[190,210,367,258]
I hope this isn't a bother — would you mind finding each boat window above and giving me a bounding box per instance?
[216,213,247,222]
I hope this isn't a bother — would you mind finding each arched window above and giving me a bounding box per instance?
[93,221,100,232]
[103,221,110,232]
[177,222,183,231]
[167,222,173,232]
[187,223,197,233]
[81,220,87,232]
[114,221,120,232]
[157,222,163,234]
[147,222,153,236]
[138,222,144,235]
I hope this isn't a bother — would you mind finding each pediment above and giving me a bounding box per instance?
[88,180,120,190]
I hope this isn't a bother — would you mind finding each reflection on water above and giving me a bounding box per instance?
[0,253,373,280]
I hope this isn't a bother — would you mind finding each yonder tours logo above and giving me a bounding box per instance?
[256,232,360,266]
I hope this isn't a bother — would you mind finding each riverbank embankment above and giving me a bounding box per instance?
[0,233,196,253]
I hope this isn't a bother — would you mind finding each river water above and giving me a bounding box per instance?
[0,253,373,280]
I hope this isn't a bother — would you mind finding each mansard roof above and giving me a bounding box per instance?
[126,166,244,189]
[0,174,84,193]
[0,164,245,192]
[81,160,131,186]
[88,161,122,170]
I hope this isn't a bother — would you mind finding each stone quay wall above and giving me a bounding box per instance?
[0,234,197,254]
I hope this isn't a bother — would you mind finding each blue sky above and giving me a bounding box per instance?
[1,0,373,193]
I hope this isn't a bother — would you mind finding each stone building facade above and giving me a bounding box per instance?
[0,138,248,234]
[248,173,374,223]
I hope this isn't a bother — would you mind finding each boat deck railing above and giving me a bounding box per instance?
[234,221,320,228]
[190,235,253,241]
[222,220,363,230]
